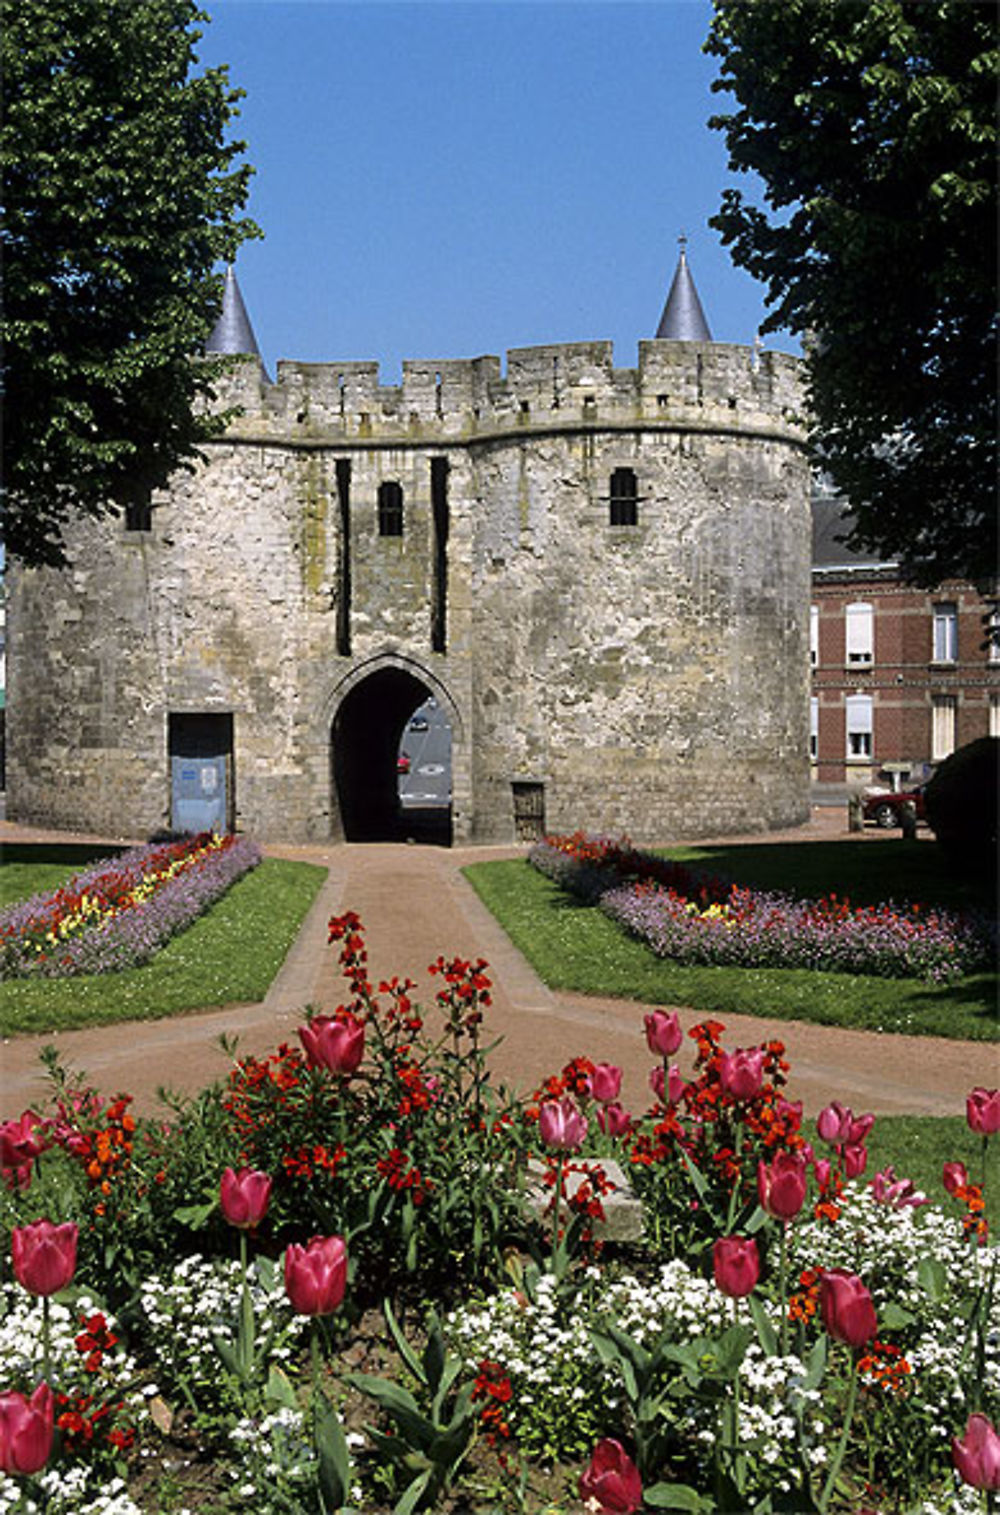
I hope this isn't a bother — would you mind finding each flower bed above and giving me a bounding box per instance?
[0,914,997,1513]
[0,833,262,979]
[530,830,994,982]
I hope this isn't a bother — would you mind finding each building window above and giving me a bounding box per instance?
[810,605,819,667]
[988,605,1000,663]
[609,468,638,527]
[378,481,404,537]
[931,694,957,761]
[124,497,153,532]
[845,693,873,760]
[845,602,873,665]
[810,696,819,760]
[932,602,958,663]
[990,694,1000,739]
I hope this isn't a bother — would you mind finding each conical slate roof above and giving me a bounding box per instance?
[205,266,263,360]
[655,239,712,341]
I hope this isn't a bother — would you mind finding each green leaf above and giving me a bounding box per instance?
[383,1300,425,1385]
[749,1295,778,1357]
[393,1468,432,1515]
[802,1334,828,1393]
[878,1302,916,1331]
[172,1199,217,1228]
[264,1364,297,1409]
[643,1482,712,1511]
[314,1393,351,1513]
[917,1255,948,1301]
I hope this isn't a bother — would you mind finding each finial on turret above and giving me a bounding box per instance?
[655,236,712,341]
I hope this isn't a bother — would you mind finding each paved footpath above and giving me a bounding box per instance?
[1,812,996,1121]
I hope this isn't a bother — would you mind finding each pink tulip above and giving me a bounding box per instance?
[0,1112,45,1170]
[220,1167,272,1230]
[719,1047,765,1101]
[820,1269,877,1348]
[644,1010,682,1058]
[776,1097,803,1129]
[1,1163,33,1194]
[869,1166,927,1210]
[538,1097,588,1151]
[649,1065,665,1103]
[813,1157,832,1190]
[842,1142,869,1179]
[712,1235,760,1299]
[757,1150,808,1220]
[596,1102,632,1138]
[668,1064,686,1104]
[0,1383,54,1475]
[284,1235,348,1316]
[298,1013,365,1076]
[817,1101,873,1147]
[952,1411,1000,1490]
[967,1088,1000,1136]
[579,1437,643,1514]
[590,1064,623,1104]
[12,1220,78,1297]
[943,1160,969,1197]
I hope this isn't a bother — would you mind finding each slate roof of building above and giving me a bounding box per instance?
[655,241,712,341]
[812,488,894,570]
[205,266,266,369]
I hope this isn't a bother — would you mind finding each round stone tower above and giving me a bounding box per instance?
[6,253,811,843]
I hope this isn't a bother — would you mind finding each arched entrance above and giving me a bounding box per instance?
[331,666,453,843]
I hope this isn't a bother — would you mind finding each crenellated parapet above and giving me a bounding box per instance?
[213,338,805,450]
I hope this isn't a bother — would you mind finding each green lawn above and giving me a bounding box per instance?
[0,842,125,908]
[0,852,327,1036]
[869,1115,1000,1228]
[463,846,998,1042]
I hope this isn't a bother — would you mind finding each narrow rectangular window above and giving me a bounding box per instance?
[988,605,1000,663]
[932,602,957,663]
[990,694,1000,738]
[845,602,873,665]
[810,605,819,667]
[512,781,546,841]
[335,459,351,657]
[378,481,404,537]
[845,693,873,760]
[810,696,819,760]
[931,695,957,761]
[124,495,153,532]
[430,456,449,654]
[609,468,638,527]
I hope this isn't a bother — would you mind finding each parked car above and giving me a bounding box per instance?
[397,751,411,774]
[408,715,429,733]
[862,785,927,829]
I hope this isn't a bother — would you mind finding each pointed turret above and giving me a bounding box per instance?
[205,266,267,372]
[655,236,712,341]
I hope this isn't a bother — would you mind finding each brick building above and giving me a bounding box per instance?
[810,489,1000,795]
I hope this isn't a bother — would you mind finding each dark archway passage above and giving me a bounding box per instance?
[332,668,452,844]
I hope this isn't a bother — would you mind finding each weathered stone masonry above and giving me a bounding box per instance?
[7,336,812,844]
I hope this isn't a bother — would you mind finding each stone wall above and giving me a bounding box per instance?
[7,338,811,843]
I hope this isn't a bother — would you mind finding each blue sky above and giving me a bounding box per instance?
[198,0,792,381]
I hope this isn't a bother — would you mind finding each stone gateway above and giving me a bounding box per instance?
[7,256,811,844]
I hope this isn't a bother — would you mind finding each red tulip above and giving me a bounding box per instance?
[816,1100,873,1148]
[719,1047,765,1101]
[776,1097,803,1129]
[12,1219,78,1297]
[220,1167,272,1230]
[590,1064,623,1104]
[712,1235,760,1299]
[596,1102,632,1138]
[967,1088,1000,1136]
[0,1383,54,1475]
[869,1166,927,1210]
[943,1160,969,1197]
[0,1112,45,1170]
[952,1411,1000,1490]
[757,1150,808,1220]
[644,1010,682,1058]
[1,1163,33,1194]
[579,1437,643,1514]
[284,1235,348,1316]
[298,1013,365,1076]
[820,1269,877,1348]
[842,1141,869,1179]
[538,1097,588,1151]
[813,1157,832,1190]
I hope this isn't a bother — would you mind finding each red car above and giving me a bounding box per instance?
[397,752,411,775]
[862,785,928,829]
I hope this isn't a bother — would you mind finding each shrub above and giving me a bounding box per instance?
[925,736,1000,884]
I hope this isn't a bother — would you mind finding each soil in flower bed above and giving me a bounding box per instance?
[125,1299,574,1513]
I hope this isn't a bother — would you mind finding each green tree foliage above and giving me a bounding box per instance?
[706,0,997,586]
[1,0,260,567]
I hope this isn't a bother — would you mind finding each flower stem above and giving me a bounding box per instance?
[42,1294,52,1386]
[818,1349,859,1515]
[779,1223,789,1358]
